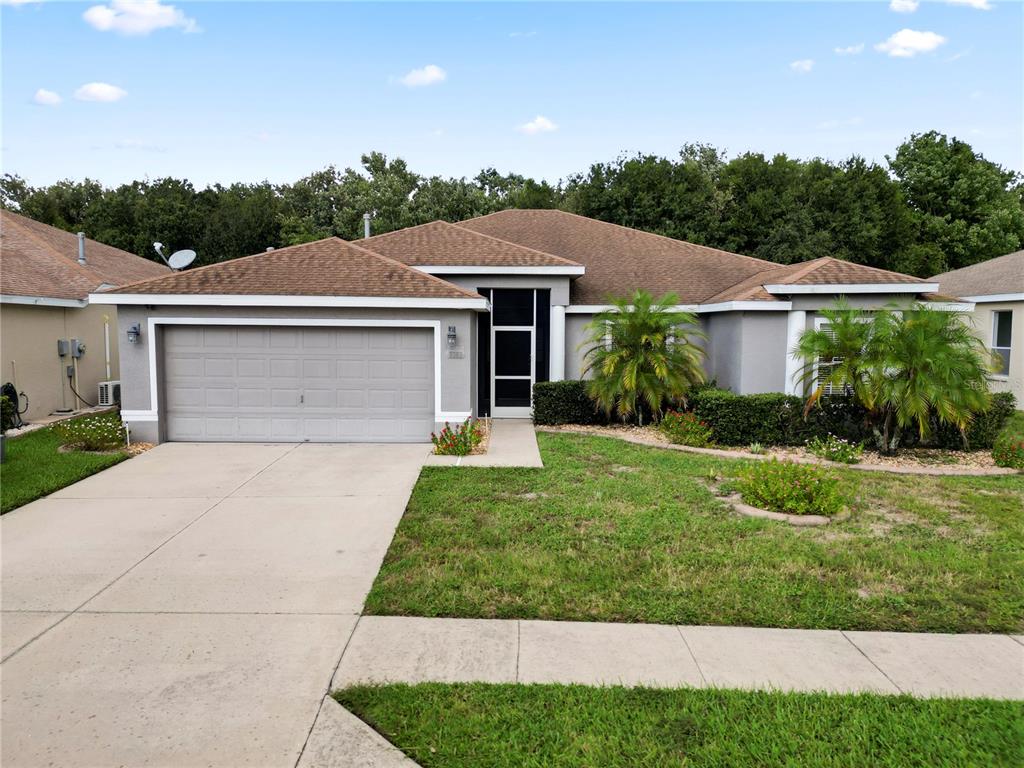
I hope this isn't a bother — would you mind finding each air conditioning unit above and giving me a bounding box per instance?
[98,380,121,407]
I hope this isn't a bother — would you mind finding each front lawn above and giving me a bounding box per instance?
[364,432,1024,633]
[337,683,1024,768]
[1,423,128,514]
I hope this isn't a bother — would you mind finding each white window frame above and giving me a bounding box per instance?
[991,310,1012,379]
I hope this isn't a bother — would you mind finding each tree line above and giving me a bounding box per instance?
[2,131,1021,277]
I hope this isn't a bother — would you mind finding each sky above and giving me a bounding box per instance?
[2,1,1022,188]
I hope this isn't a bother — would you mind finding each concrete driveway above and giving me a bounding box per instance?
[1,441,429,767]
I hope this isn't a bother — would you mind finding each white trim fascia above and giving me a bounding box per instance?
[696,301,792,313]
[414,265,585,276]
[564,301,791,315]
[120,409,158,422]
[436,411,472,424]
[89,293,489,310]
[763,283,939,295]
[143,317,453,424]
[926,302,975,312]
[1,294,87,308]
[564,304,700,314]
[959,293,1024,304]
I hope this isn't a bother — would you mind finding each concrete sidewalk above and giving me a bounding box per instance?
[334,616,1024,700]
[424,419,543,467]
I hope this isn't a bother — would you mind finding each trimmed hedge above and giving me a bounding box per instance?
[689,390,811,446]
[929,392,1017,450]
[532,381,606,426]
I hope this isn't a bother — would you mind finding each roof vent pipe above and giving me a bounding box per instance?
[363,212,371,239]
[77,232,86,265]
[266,247,274,252]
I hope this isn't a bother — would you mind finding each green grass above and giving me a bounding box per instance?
[336,683,1024,768]
[1,421,128,514]
[364,432,1024,632]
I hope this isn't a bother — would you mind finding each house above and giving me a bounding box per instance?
[0,210,170,422]
[92,210,957,444]
[933,250,1023,404]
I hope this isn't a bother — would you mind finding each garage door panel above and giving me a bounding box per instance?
[164,325,434,442]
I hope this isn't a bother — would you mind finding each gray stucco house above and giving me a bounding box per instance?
[92,210,960,443]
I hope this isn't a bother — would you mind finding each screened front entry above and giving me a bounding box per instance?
[477,288,550,418]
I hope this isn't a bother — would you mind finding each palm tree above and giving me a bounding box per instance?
[796,301,995,453]
[581,290,706,424]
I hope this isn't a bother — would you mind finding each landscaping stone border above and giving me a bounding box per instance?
[537,426,1020,477]
[726,494,831,526]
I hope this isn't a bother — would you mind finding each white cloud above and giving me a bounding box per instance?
[834,43,864,55]
[33,88,61,106]
[889,0,919,13]
[74,82,127,102]
[875,29,947,57]
[518,115,558,135]
[790,59,814,73]
[114,138,165,152]
[83,1,198,36]
[398,64,446,87]
[947,0,992,9]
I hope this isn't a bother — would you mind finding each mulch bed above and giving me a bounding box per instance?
[539,424,1017,476]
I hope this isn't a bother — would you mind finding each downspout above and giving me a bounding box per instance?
[103,315,112,380]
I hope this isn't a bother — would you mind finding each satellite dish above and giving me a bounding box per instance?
[168,249,197,270]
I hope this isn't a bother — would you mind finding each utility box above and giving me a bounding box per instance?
[57,339,69,357]
[70,339,86,358]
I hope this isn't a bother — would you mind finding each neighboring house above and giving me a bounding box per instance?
[933,250,1023,404]
[93,210,957,444]
[0,210,169,422]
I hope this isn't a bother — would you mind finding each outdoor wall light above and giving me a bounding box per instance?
[447,325,457,348]
[127,323,141,344]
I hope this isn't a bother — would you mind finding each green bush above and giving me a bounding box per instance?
[0,395,14,432]
[689,390,808,446]
[930,392,1017,450]
[532,380,606,426]
[736,460,844,517]
[52,413,127,451]
[431,419,483,456]
[659,410,713,447]
[992,411,1024,469]
[806,434,863,464]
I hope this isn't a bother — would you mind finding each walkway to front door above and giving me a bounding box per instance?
[0,441,428,767]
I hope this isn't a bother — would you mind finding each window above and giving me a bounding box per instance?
[992,311,1012,377]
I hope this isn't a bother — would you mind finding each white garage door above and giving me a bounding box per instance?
[162,325,434,442]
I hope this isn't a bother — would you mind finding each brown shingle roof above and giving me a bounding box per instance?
[932,250,1024,298]
[0,210,169,301]
[358,220,581,268]
[458,209,776,304]
[706,257,928,303]
[102,237,482,299]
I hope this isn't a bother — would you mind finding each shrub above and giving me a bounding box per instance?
[532,380,606,426]
[431,420,483,456]
[930,392,1017,450]
[690,390,807,446]
[748,442,766,455]
[659,411,713,447]
[736,460,844,517]
[993,436,1024,469]
[992,411,1024,469]
[806,434,863,464]
[52,413,127,451]
[0,395,14,433]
